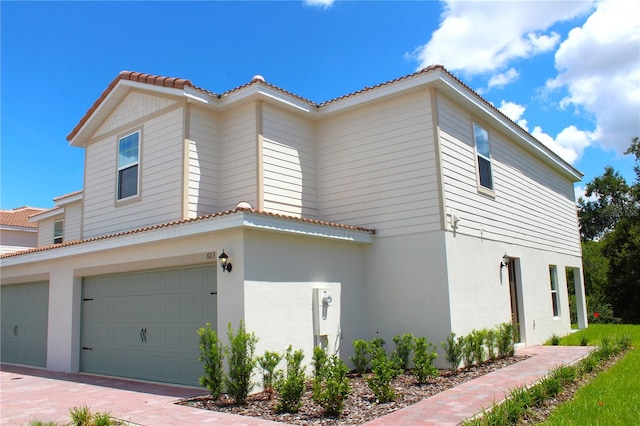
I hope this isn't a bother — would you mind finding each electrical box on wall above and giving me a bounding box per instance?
[312,287,341,353]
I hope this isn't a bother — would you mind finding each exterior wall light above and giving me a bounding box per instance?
[500,253,510,269]
[218,250,232,273]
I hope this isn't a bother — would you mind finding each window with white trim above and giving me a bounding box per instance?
[473,123,493,190]
[117,131,140,200]
[549,265,560,317]
[53,220,64,244]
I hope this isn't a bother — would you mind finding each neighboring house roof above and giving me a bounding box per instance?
[0,207,47,229]
[0,207,375,259]
[66,65,582,180]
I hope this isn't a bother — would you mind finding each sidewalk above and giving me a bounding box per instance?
[1,345,592,426]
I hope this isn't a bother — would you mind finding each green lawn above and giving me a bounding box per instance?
[542,324,640,425]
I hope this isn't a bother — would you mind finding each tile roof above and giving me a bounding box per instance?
[53,190,83,202]
[0,208,375,259]
[0,207,48,228]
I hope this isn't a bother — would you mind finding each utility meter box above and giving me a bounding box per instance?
[312,287,341,353]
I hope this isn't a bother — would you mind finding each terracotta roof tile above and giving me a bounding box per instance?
[53,190,83,202]
[0,208,375,259]
[0,207,48,228]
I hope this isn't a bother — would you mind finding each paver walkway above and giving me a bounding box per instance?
[1,345,592,426]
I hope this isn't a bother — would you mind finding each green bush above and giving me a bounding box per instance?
[462,334,475,367]
[312,354,351,416]
[257,350,282,398]
[366,345,401,402]
[274,346,306,413]
[391,333,415,371]
[580,335,589,346]
[442,332,464,371]
[617,333,633,350]
[312,345,328,379]
[497,323,515,358]
[550,334,561,345]
[225,321,258,405]
[197,323,224,398]
[471,330,486,365]
[485,329,497,360]
[68,406,114,426]
[412,337,438,383]
[350,339,370,375]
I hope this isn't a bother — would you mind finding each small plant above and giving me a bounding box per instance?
[197,323,224,398]
[462,334,475,367]
[366,345,401,402]
[617,333,632,351]
[312,354,351,416]
[497,322,515,358]
[225,321,258,405]
[578,353,598,375]
[470,329,486,365]
[93,412,114,426]
[551,365,577,386]
[313,345,328,379]
[350,339,370,375]
[68,406,114,426]
[274,346,307,413]
[550,334,561,345]
[412,337,438,383]
[485,329,497,360]
[442,332,464,371]
[580,335,589,346]
[539,374,562,397]
[391,333,415,371]
[257,350,282,399]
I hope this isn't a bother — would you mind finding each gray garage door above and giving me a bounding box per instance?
[1,282,49,367]
[80,265,216,386]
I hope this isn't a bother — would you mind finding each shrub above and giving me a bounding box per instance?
[225,321,258,405]
[412,337,438,383]
[470,330,486,365]
[197,323,224,398]
[274,346,306,413]
[539,374,562,397]
[550,334,561,345]
[580,335,589,346]
[617,333,633,351]
[497,323,515,358]
[350,339,370,375]
[312,354,351,416]
[442,333,464,371]
[485,329,497,360]
[257,350,282,398]
[391,333,415,371]
[462,334,475,367]
[312,345,328,379]
[551,365,577,386]
[366,345,401,402]
[68,406,114,426]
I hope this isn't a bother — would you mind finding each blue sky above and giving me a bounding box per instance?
[1,0,639,210]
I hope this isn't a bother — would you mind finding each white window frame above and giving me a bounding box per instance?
[473,123,494,193]
[53,220,64,244]
[117,130,140,201]
[549,265,561,317]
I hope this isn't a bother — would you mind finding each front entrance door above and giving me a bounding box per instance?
[507,259,522,343]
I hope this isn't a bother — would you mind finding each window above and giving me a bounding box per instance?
[549,265,560,317]
[473,123,493,190]
[117,131,140,200]
[53,220,63,244]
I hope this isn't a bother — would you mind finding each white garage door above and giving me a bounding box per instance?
[80,265,216,386]
[1,282,49,367]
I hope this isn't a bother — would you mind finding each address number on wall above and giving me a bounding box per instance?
[206,251,217,260]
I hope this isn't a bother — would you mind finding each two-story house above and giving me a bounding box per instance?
[0,65,588,387]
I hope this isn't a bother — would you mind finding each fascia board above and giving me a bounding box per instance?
[241,213,374,244]
[435,75,583,182]
[29,208,63,222]
[55,193,83,206]
[0,225,37,232]
[216,85,316,115]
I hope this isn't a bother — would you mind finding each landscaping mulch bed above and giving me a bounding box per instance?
[177,355,528,425]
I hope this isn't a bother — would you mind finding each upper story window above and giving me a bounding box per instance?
[549,265,560,317]
[473,123,493,191]
[117,131,140,200]
[53,220,63,244]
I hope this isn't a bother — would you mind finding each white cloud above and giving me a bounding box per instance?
[574,184,597,203]
[498,100,528,130]
[488,68,520,90]
[546,0,640,154]
[407,0,593,76]
[531,125,593,165]
[303,0,334,9]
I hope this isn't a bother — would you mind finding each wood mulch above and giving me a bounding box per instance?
[177,355,528,425]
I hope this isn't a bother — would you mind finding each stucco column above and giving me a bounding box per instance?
[572,268,588,329]
[46,266,81,372]
[216,232,245,341]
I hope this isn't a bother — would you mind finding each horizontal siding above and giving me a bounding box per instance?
[0,230,37,253]
[318,90,439,236]
[83,105,185,238]
[220,104,256,210]
[64,201,82,241]
[263,104,318,218]
[36,216,61,247]
[437,94,581,255]
[188,106,220,217]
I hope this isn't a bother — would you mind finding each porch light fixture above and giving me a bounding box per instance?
[500,253,510,269]
[218,250,232,273]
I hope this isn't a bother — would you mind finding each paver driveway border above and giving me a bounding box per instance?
[1,345,592,426]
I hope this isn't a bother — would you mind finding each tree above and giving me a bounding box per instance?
[578,137,639,324]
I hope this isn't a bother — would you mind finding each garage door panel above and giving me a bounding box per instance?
[81,265,216,386]
[1,282,49,367]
